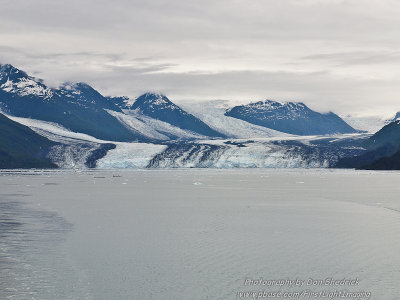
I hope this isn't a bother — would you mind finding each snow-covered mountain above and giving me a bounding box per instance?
[56,82,121,111]
[178,100,289,139]
[107,109,208,141]
[128,93,225,138]
[225,100,358,135]
[0,64,53,99]
[0,63,380,169]
[0,64,141,142]
[336,120,400,169]
[0,64,227,143]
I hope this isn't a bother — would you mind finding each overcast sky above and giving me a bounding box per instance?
[1,0,400,116]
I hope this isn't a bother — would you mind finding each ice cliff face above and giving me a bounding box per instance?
[98,136,366,169]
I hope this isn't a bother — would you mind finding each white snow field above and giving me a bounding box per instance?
[341,114,389,133]
[1,169,400,300]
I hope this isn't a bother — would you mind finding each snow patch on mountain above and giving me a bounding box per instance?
[0,74,53,98]
[233,100,309,121]
[132,93,179,112]
[0,64,53,99]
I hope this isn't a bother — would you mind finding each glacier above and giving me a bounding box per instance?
[145,136,365,169]
[2,111,368,169]
[107,109,207,141]
[97,142,167,169]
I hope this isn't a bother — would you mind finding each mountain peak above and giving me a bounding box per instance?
[0,64,29,81]
[0,63,14,73]
[60,81,93,92]
[249,99,307,111]
[232,99,311,122]
[135,92,170,104]
[391,111,400,122]
[56,81,122,112]
[131,93,224,138]
[0,63,18,73]
[0,64,52,98]
[132,93,177,112]
[142,92,165,98]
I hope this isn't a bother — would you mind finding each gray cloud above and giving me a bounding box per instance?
[1,0,400,116]
[301,51,400,66]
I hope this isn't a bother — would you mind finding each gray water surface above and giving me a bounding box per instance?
[1,169,399,299]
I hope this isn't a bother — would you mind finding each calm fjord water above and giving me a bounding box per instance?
[1,169,399,299]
